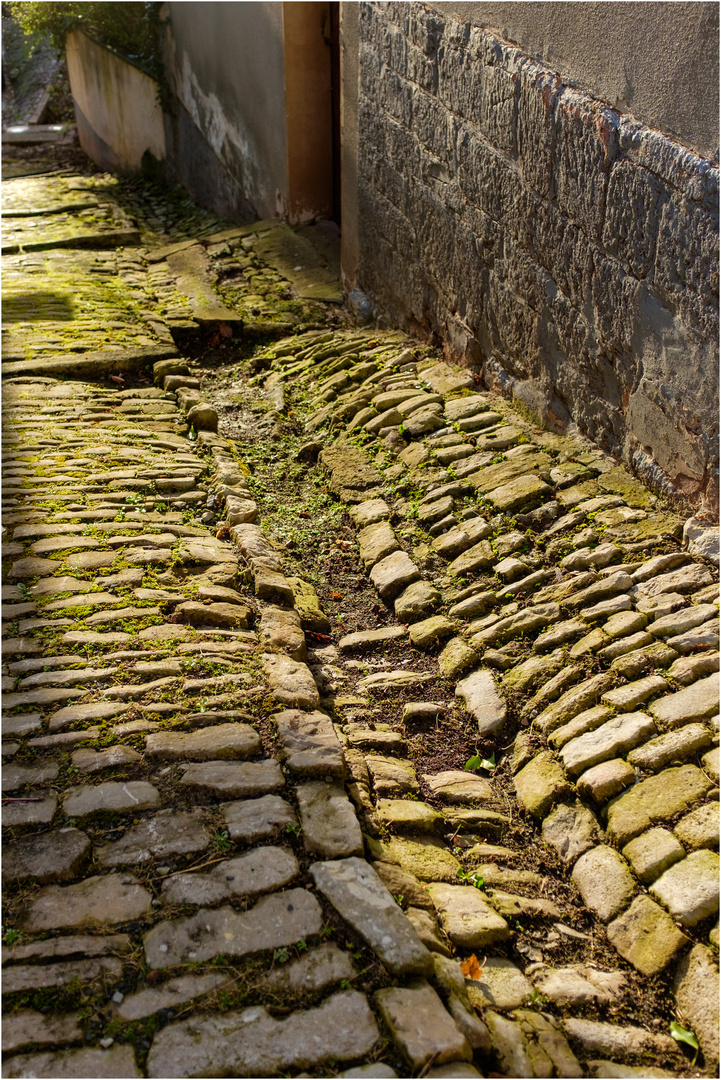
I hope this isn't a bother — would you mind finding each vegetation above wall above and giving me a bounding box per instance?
[8,1,164,78]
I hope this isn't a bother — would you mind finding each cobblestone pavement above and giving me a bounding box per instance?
[2,167,719,1079]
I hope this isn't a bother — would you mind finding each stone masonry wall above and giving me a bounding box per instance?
[355,1,720,513]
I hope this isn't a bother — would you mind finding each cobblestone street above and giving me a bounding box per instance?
[1,164,719,1079]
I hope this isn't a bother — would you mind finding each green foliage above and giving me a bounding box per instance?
[464,752,496,772]
[669,1021,699,1063]
[9,2,164,76]
[457,868,485,890]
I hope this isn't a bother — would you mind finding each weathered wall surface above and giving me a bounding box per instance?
[66,29,166,173]
[164,1,287,221]
[354,1,719,510]
[442,1,719,161]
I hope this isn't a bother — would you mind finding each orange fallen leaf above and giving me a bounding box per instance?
[460,954,486,980]
[331,592,342,600]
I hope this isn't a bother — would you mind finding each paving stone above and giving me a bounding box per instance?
[673,944,720,1070]
[649,672,719,728]
[2,713,43,737]
[62,780,160,817]
[627,722,713,771]
[631,563,713,598]
[2,828,90,885]
[423,770,493,804]
[650,603,719,638]
[1,955,123,995]
[606,764,712,845]
[370,550,422,600]
[533,966,627,1008]
[668,650,720,686]
[561,711,658,777]
[455,669,506,736]
[254,567,295,603]
[259,940,356,995]
[427,883,509,947]
[376,798,441,832]
[263,653,320,709]
[571,846,636,922]
[3,761,60,791]
[297,782,363,858]
[311,857,432,975]
[366,755,419,796]
[179,758,284,796]
[395,580,442,620]
[408,615,456,649]
[622,827,685,884]
[1,1046,141,1078]
[2,791,57,826]
[339,626,406,653]
[438,637,479,678]
[163,846,298,905]
[514,752,573,818]
[486,474,552,513]
[541,802,599,863]
[349,499,391,527]
[577,759,636,804]
[372,860,436,911]
[464,956,531,1010]
[145,722,260,761]
[2,1010,83,1053]
[358,668,434,691]
[447,539,495,576]
[147,988,378,1077]
[117,973,229,1021]
[702,745,720,782]
[222,794,297,842]
[606,894,688,975]
[341,1067,398,1079]
[609,640,679,679]
[273,708,345,778]
[259,605,306,660]
[49,700,127,731]
[144,886,322,968]
[374,836,462,882]
[70,745,142,773]
[562,1018,679,1062]
[22,874,152,932]
[96,809,212,867]
[650,849,719,926]
[358,521,399,569]
[375,980,472,1069]
[674,802,719,851]
[345,724,405,751]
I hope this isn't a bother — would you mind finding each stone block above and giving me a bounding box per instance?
[606,894,688,975]
[514,751,572,818]
[650,849,719,927]
[553,88,618,240]
[674,944,719,1070]
[571,846,636,923]
[602,161,664,279]
[606,764,712,846]
[375,981,472,1070]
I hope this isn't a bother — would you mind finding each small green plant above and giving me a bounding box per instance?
[3,928,22,946]
[392,894,405,907]
[295,939,308,952]
[340,979,353,991]
[457,868,485,890]
[527,987,547,1007]
[669,1022,699,1063]
[273,947,290,964]
[464,751,496,772]
[211,830,231,852]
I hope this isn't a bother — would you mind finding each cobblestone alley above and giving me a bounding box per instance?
[1,163,719,1079]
